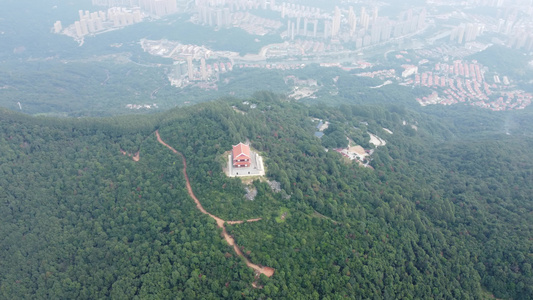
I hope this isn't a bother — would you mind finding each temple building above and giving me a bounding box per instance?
[232,143,251,168]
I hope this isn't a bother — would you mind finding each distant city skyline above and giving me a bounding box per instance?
[33,0,533,111]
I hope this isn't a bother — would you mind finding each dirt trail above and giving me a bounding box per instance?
[155,130,274,278]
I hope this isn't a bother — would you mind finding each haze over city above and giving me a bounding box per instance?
[38,0,533,113]
[1,1,533,299]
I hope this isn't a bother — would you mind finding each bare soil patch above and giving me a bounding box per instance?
[120,149,140,162]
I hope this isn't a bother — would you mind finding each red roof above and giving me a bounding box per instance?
[232,143,250,160]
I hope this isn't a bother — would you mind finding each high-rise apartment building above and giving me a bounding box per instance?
[323,20,331,39]
[187,56,194,79]
[291,21,295,40]
[74,21,83,37]
[355,37,363,49]
[418,9,426,30]
[457,25,465,43]
[371,24,381,44]
[360,7,369,30]
[140,0,178,16]
[331,6,341,37]
[348,7,357,37]
[54,21,63,33]
[79,19,89,35]
[381,21,391,42]
[200,58,207,80]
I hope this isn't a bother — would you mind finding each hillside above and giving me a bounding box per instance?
[1,93,532,299]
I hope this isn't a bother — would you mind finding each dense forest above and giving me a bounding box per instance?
[469,45,533,82]
[1,92,532,299]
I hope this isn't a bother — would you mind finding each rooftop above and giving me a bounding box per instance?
[232,142,250,159]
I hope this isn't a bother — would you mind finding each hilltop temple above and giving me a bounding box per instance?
[226,142,265,177]
[232,142,251,168]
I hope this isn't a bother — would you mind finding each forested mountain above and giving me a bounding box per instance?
[1,93,532,299]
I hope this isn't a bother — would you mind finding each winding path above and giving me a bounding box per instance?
[155,131,275,278]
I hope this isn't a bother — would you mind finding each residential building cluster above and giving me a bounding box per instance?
[465,0,505,6]
[169,58,233,87]
[449,23,485,44]
[262,40,344,58]
[142,39,232,84]
[439,0,533,50]
[429,0,508,6]
[238,63,304,70]
[190,0,427,49]
[316,61,374,72]
[351,51,532,111]
[194,2,283,34]
[500,14,533,51]
[92,0,179,16]
[232,12,283,36]
[412,60,532,110]
[56,0,181,38]
[357,69,396,79]
[125,103,158,109]
[141,39,213,60]
[194,0,279,27]
[414,43,489,60]
[280,2,325,20]
[465,4,533,51]
[282,5,427,48]
[196,5,232,27]
[58,8,144,38]
[140,39,237,87]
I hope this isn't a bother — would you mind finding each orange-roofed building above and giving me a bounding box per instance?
[232,143,251,168]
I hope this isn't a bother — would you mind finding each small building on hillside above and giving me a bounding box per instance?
[232,143,251,168]
[226,142,265,177]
